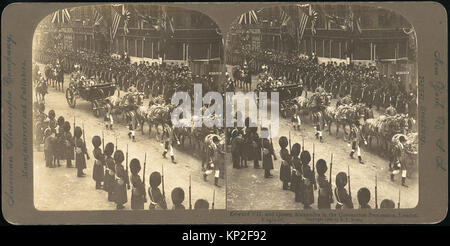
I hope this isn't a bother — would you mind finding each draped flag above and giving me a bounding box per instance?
[93,7,104,26]
[309,7,319,35]
[238,10,258,25]
[297,5,309,42]
[161,6,175,36]
[110,5,122,40]
[122,5,131,34]
[279,7,291,26]
[51,8,71,24]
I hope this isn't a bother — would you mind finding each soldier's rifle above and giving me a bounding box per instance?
[398,189,401,209]
[143,153,147,202]
[330,153,333,203]
[189,175,192,210]
[82,121,89,159]
[126,144,130,189]
[288,131,291,155]
[302,136,304,152]
[348,165,351,200]
[73,116,76,160]
[161,163,166,200]
[115,137,117,151]
[212,189,215,210]
[312,143,317,190]
[102,131,105,153]
[375,175,378,209]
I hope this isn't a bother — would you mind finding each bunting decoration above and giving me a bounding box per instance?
[238,10,259,25]
[51,8,71,24]
[297,4,310,41]
[93,7,104,26]
[110,5,122,40]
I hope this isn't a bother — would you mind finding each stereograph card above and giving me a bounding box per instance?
[1,2,447,225]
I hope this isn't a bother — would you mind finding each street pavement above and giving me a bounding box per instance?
[33,65,225,210]
[226,65,418,210]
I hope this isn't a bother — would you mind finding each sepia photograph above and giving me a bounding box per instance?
[1,1,447,226]
[225,4,419,210]
[32,3,226,210]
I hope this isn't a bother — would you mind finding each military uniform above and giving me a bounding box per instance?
[114,150,128,209]
[130,158,146,210]
[91,136,105,189]
[74,127,90,177]
[103,143,116,201]
[334,172,354,209]
[262,138,276,178]
[148,172,167,210]
[349,123,366,164]
[300,151,315,209]
[316,159,333,209]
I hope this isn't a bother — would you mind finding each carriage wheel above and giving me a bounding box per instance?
[91,101,100,117]
[66,88,76,108]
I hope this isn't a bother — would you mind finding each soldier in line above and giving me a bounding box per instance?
[148,171,167,210]
[55,116,66,167]
[48,110,57,135]
[357,187,372,209]
[73,126,90,177]
[130,158,146,210]
[44,128,57,168]
[278,136,291,190]
[334,172,354,209]
[171,187,186,210]
[63,121,74,168]
[194,199,210,210]
[380,199,396,209]
[104,143,116,201]
[300,151,315,209]
[114,150,128,209]
[291,143,304,203]
[35,103,47,152]
[91,136,105,190]
[261,136,277,179]
[316,159,333,209]
[349,122,367,164]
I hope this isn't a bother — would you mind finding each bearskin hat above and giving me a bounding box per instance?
[57,116,65,127]
[91,136,101,148]
[380,199,395,209]
[149,171,161,188]
[171,187,185,205]
[316,159,327,174]
[105,157,115,170]
[291,143,301,157]
[280,148,290,161]
[129,158,141,175]
[194,199,210,210]
[300,151,311,165]
[278,136,288,149]
[335,172,348,188]
[104,142,114,156]
[113,149,124,164]
[48,110,55,119]
[357,187,371,205]
[74,126,82,138]
[39,103,45,113]
[63,121,71,132]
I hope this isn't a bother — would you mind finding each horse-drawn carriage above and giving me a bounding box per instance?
[65,75,117,117]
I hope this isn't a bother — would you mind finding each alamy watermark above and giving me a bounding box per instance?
[170,84,279,138]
